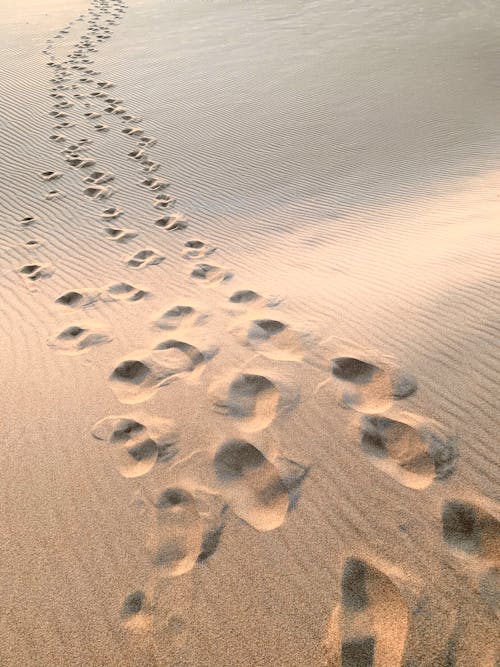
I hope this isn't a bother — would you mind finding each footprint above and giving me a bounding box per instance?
[20,215,37,227]
[142,160,160,173]
[229,289,261,304]
[324,558,409,667]
[19,263,52,281]
[94,123,110,132]
[84,170,114,184]
[210,370,298,433]
[104,227,138,243]
[190,263,232,285]
[84,184,112,199]
[329,356,417,414]
[120,590,151,633]
[138,136,157,148]
[142,176,168,191]
[212,439,290,531]
[232,317,305,361]
[48,322,111,354]
[182,240,216,260]
[442,500,499,562]
[147,487,204,578]
[154,214,187,231]
[360,412,457,489]
[127,249,165,269]
[55,288,99,308]
[153,305,204,331]
[104,282,149,302]
[128,148,146,160]
[44,189,64,201]
[153,194,176,210]
[67,156,96,169]
[40,171,63,181]
[152,338,215,385]
[122,126,143,137]
[108,354,169,404]
[23,239,41,249]
[92,414,178,478]
[101,206,123,219]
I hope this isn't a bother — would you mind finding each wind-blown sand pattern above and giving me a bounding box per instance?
[1,0,499,665]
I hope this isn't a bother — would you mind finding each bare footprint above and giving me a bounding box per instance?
[324,558,409,667]
[92,414,178,478]
[212,439,290,531]
[360,412,457,490]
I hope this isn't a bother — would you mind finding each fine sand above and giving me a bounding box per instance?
[0,0,499,665]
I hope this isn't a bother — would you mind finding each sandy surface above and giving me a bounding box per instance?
[0,0,499,665]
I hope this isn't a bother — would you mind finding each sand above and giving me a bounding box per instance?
[0,0,499,665]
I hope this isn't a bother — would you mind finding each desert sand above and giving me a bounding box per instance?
[0,0,499,665]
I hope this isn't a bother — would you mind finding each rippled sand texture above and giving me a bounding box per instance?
[0,0,499,665]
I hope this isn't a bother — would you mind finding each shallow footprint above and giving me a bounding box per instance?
[153,305,205,331]
[101,206,123,219]
[330,356,417,414]
[92,414,178,478]
[324,558,409,667]
[154,214,187,231]
[360,412,457,490]
[148,487,204,577]
[40,170,62,181]
[48,322,111,355]
[182,240,216,260]
[19,263,53,281]
[212,439,289,531]
[127,249,165,269]
[232,316,306,361]
[55,288,99,308]
[442,500,499,562]
[84,184,112,199]
[191,263,232,285]
[104,282,149,302]
[210,369,298,433]
[104,227,138,243]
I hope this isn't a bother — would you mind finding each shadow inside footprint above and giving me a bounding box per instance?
[442,500,499,560]
[213,439,289,531]
[360,414,457,489]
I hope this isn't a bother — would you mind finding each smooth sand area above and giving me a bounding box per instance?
[0,0,498,665]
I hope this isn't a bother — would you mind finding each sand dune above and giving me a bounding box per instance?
[0,0,498,665]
